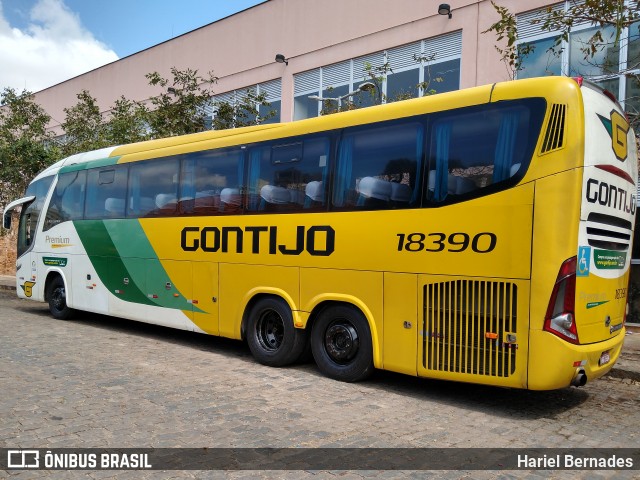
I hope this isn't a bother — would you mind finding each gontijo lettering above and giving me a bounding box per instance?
[181,225,335,256]
[585,178,636,214]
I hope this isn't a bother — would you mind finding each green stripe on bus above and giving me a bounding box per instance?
[75,219,203,313]
[60,156,121,174]
[74,220,154,306]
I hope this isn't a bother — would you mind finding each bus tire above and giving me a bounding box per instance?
[48,276,75,320]
[311,304,374,382]
[246,297,307,367]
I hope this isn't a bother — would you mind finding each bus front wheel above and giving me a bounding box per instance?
[47,276,75,320]
[311,305,374,382]
[246,297,307,367]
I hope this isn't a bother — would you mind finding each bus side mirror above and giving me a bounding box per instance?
[3,212,11,229]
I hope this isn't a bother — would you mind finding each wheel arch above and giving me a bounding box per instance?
[304,295,382,369]
[43,269,68,303]
[240,288,300,341]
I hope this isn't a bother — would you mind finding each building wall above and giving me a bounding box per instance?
[32,0,553,134]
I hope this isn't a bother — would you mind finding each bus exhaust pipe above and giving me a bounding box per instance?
[571,369,587,387]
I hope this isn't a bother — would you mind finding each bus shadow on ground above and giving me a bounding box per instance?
[17,302,591,421]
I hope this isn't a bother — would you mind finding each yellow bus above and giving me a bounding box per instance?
[3,76,637,390]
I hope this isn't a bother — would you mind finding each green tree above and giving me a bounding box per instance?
[485,1,640,131]
[105,96,149,145]
[145,67,217,137]
[482,2,535,79]
[61,89,109,157]
[0,88,59,211]
[212,88,275,130]
[484,0,640,79]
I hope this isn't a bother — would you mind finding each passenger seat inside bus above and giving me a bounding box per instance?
[259,185,292,211]
[220,188,242,211]
[356,176,412,208]
[427,170,476,197]
[304,181,324,208]
[104,198,125,216]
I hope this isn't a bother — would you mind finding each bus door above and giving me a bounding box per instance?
[4,195,38,299]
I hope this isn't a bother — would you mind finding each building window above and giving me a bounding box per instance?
[517,6,640,114]
[211,79,282,127]
[293,31,462,120]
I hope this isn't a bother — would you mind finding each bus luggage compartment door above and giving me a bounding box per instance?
[417,275,529,388]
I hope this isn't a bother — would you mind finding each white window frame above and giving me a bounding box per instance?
[293,31,462,119]
[516,1,639,109]
[211,79,282,126]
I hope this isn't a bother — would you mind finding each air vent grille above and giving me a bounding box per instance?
[423,280,517,377]
[586,212,633,251]
[541,103,566,153]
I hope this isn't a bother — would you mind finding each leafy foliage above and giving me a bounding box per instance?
[0,88,59,211]
[482,1,535,78]
[61,90,110,157]
[484,0,640,132]
[105,96,150,145]
[485,0,640,77]
[145,67,218,137]
[536,0,639,59]
[212,88,275,130]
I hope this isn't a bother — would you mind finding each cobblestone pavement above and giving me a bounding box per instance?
[1,291,639,479]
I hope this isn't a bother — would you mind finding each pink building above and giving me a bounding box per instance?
[31,0,639,136]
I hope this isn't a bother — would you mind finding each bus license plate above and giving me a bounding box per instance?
[599,351,611,366]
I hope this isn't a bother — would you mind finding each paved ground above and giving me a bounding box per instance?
[0,288,639,479]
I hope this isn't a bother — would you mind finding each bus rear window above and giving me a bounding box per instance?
[426,98,546,204]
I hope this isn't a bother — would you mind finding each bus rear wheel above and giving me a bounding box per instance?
[311,304,374,382]
[246,297,307,367]
[48,276,75,320]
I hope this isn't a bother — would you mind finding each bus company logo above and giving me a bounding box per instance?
[585,178,636,215]
[181,225,336,256]
[20,281,36,298]
[45,235,73,249]
[7,450,39,468]
[598,110,630,162]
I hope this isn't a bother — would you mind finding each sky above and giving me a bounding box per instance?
[0,0,266,93]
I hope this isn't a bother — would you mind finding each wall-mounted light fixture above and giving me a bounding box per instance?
[167,87,177,94]
[438,3,452,19]
[275,54,288,65]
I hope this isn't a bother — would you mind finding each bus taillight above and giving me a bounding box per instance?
[544,256,580,344]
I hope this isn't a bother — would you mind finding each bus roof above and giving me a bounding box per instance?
[31,76,595,182]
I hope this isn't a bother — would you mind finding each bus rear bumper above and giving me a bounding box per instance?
[527,328,625,390]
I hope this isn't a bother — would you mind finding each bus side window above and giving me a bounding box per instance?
[127,158,180,217]
[44,170,86,231]
[85,166,128,219]
[179,148,244,215]
[333,122,422,210]
[427,103,537,203]
[247,136,329,213]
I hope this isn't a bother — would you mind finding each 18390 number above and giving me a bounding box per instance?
[396,232,497,253]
